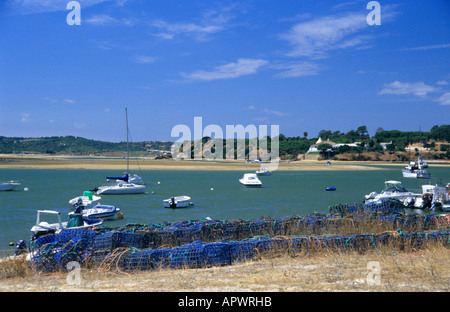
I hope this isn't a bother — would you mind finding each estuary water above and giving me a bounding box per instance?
[1,166,449,253]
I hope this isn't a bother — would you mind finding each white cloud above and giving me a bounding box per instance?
[64,99,76,104]
[379,81,439,97]
[21,113,30,123]
[183,58,268,81]
[151,19,224,41]
[132,55,156,64]
[435,92,450,106]
[437,80,449,86]
[6,0,122,14]
[273,62,322,78]
[85,14,135,26]
[150,6,237,42]
[280,12,369,58]
[403,43,450,52]
[262,109,288,117]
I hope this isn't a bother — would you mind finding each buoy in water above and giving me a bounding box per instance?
[210,188,214,191]
[118,212,124,219]
[24,188,29,191]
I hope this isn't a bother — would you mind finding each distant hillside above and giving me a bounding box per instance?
[0,136,173,156]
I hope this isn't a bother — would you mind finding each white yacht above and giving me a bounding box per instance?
[239,173,262,187]
[96,108,146,195]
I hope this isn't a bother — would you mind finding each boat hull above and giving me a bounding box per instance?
[0,181,21,191]
[96,183,146,195]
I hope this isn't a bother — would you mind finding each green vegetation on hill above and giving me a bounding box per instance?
[0,136,172,156]
[0,125,448,160]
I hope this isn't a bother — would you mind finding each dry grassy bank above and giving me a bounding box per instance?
[0,245,448,292]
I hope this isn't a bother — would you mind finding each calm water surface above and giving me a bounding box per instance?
[1,166,449,253]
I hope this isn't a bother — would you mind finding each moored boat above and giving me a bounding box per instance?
[402,156,431,179]
[163,195,192,208]
[0,180,22,191]
[256,169,271,176]
[239,173,262,187]
[364,180,421,204]
[30,210,102,240]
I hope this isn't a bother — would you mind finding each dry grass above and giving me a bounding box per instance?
[1,242,448,292]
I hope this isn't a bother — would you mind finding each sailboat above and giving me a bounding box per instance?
[95,108,146,195]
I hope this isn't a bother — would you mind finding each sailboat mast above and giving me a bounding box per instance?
[126,107,129,172]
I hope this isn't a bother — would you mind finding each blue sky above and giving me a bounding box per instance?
[1,0,449,142]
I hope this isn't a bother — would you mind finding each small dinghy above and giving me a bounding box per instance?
[163,196,192,208]
[326,186,336,191]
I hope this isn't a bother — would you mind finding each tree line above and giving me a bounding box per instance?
[1,124,448,158]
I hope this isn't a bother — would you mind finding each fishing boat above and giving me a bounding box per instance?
[163,195,192,208]
[402,156,431,179]
[0,180,22,191]
[364,180,421,204]
[326,186,336,191]
[30,210,102,240]
[239,173,262,187]
[256,168,271,176]
[96,108,146,195]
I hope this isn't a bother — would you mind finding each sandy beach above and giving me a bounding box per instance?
[0,153,422,171]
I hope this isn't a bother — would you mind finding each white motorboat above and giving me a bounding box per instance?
[407,184,450,211]
[163,195,192,208]
[69,190,121,220]
[239,173,262,187]
[96,108,146,195]
[0,180,22,191]
[402,156,431,179]
[70,204,121,220]
[69,191,101,209]
[30,210,102,240]
[364,180,421,204]
[256,169,271,176]
[402,166,431,179]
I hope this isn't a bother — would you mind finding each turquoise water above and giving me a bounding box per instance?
[1,166,449,253]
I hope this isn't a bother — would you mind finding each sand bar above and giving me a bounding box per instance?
[1,153,442,171]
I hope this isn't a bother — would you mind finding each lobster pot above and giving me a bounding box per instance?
[124,248,171,271]
[29,234,57,253]
[287,237,313,255]
[57,229,97,247]
[169,241,205,269]
[255,237,289,256]
[93,231,143,251]
[203,242,232,267]
[230,239,258,263]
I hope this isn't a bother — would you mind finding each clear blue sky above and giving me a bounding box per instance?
[1,0,449,142]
